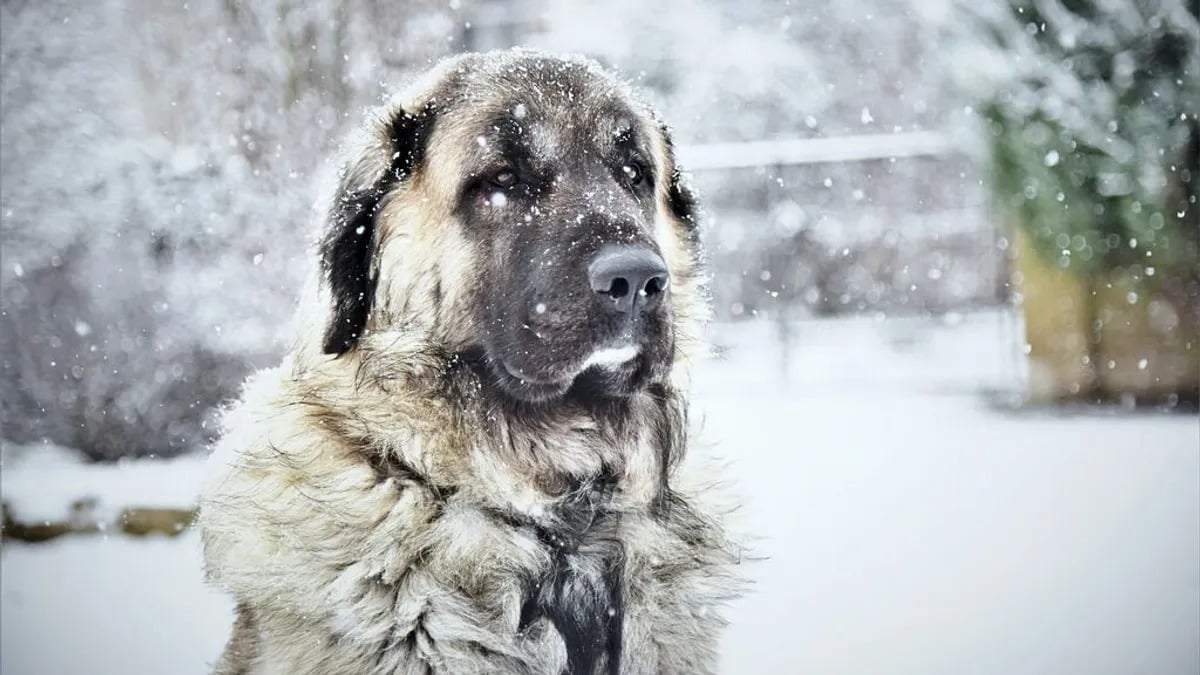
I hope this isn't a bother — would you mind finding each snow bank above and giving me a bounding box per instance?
[1,443,206,524]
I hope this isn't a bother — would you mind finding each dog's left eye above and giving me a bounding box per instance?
[490,168,518,188]
[621,163,643,187]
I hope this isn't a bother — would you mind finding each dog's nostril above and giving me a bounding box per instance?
[607,277,631,299]
[642,275,667,296]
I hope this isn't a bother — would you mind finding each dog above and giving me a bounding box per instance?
[199,48,744,675]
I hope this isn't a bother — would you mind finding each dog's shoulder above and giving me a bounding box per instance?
[198,363,439,614]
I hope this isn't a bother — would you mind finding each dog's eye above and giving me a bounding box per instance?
[489,168,518,188]
[621,163,643,186]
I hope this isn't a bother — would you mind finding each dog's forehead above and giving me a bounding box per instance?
[438,55,650,158]
[497,99,635,160]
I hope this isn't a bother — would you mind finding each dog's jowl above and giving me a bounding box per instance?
[199,48,744,675]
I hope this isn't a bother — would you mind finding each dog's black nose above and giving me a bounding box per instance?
[588,246,670,313]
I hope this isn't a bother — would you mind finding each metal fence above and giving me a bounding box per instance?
[678,132,1006,322]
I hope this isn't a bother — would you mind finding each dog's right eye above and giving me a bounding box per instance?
[489,168,518,188]
[621,163,643,186]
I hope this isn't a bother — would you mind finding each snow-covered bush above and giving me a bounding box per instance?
[945,0,1200,401]
[962,0,1199,282]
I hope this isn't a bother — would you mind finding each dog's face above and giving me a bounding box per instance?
[318,51,702,404]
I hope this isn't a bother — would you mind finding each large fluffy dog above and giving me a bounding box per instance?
[200,48,743,675]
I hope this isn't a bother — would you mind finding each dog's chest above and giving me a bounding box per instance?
[336,408,676,673]
[516,485,625,675]
[378,479,635,675]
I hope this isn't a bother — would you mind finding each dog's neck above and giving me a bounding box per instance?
[288,330,689,525]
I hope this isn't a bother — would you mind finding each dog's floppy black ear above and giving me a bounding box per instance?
[320,105,435,355]
[658,123,700,242]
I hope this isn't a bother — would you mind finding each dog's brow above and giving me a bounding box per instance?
[477,115,528,159]
[610,123,653,166]
[494,115,524,141]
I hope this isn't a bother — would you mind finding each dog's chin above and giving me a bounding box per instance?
[568,360,646,400]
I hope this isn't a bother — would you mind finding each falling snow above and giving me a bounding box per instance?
[1,1,1196,673]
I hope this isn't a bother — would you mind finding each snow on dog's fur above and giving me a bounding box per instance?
[200,48,744,675]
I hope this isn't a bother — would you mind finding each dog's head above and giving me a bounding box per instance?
[316,49,704,404]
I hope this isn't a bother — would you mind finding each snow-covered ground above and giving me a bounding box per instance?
[3,311,1197,675]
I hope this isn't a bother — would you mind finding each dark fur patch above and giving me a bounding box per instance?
[541,551,624,675]
[364,448,458,502]
[321,105,436,354]
[216,603,259,675]
[512,474,625,675]
[667,169,699,227]
[523,536,624,675]
[658,123,701,241]
[647,383,688,500]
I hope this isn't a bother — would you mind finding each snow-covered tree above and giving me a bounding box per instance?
[948,0,1200,400]
[964,0,1199,282]
[0,0,464,459]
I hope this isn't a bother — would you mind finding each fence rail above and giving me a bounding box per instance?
[678,131,952,171]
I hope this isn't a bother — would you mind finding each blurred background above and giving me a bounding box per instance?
[1,1,1197,674]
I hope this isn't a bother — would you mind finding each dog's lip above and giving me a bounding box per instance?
[499,360,560,385]
[492,359,574,403]
[579,345,640,370]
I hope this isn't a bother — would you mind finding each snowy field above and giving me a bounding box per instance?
[3,311,1197,675]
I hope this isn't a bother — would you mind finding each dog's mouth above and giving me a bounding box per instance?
[483,343,649,404]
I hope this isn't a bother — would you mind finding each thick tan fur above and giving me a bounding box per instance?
[199,49,744,675]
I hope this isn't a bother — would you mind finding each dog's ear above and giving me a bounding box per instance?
[320,105,435,355]
[658,123,700,242]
